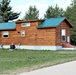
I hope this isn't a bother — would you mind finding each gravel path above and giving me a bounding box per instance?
[18,61,76,75]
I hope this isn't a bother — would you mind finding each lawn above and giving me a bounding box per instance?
[0,49,76,75]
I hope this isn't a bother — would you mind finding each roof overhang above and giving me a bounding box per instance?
[64,18,73,28]
[16,20,44,23]
[0,28,16,31]
[37,26,56,29]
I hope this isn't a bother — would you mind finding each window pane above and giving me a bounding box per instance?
[3,32,8,35]
[3,35,8,37]
[3,31,9,38]
[62,36,65,41]
[21,31,25,37]
[61,29,66,42]
[62,29,66,36]
[22,31,25,34]
[22,23,30,27]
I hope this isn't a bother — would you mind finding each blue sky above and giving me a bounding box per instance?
[10,0,72,19]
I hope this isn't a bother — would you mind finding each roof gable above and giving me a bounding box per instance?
[0,22,16,30]
[37,17,73,28]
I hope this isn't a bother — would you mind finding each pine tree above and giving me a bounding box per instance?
[24,6,39,20]
[0,0,20,22]
[44,5,64,19]
[64,0,76,34]
[64,0,76,45]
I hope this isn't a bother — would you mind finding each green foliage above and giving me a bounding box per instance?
[24,5,39,20]
[44,5,64,19]
[64,0,76,32]
[72,0,76,5]
[64,0,76,44]
[0,0,20,22]
[0,15,3,22]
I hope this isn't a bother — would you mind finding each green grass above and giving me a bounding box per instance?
[0,49,76,74]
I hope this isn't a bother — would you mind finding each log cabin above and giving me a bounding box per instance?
[0,17,73,50]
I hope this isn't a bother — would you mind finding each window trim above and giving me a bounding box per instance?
[21,30,25,37]
[61,29,66,42]
[2,31,9,38]
[21,23,30,27]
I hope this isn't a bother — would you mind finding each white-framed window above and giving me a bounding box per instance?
[2,31,9,38]
[21,23,30,27]
[61,29,66,42]
[21,31,25,37]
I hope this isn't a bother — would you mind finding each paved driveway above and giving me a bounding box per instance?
[18,61,76,75]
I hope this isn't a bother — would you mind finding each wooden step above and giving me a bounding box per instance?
[62,43,76,48]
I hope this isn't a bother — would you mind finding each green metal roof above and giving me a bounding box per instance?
[0,22,16,30]
[37,17,66,28]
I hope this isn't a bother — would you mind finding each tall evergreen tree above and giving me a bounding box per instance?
[64,0,76,45]
[0,0,20,22]
[0,15,3,22]
[44,5,64,19]
[64,0,76,34]
[24,6,39,20]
